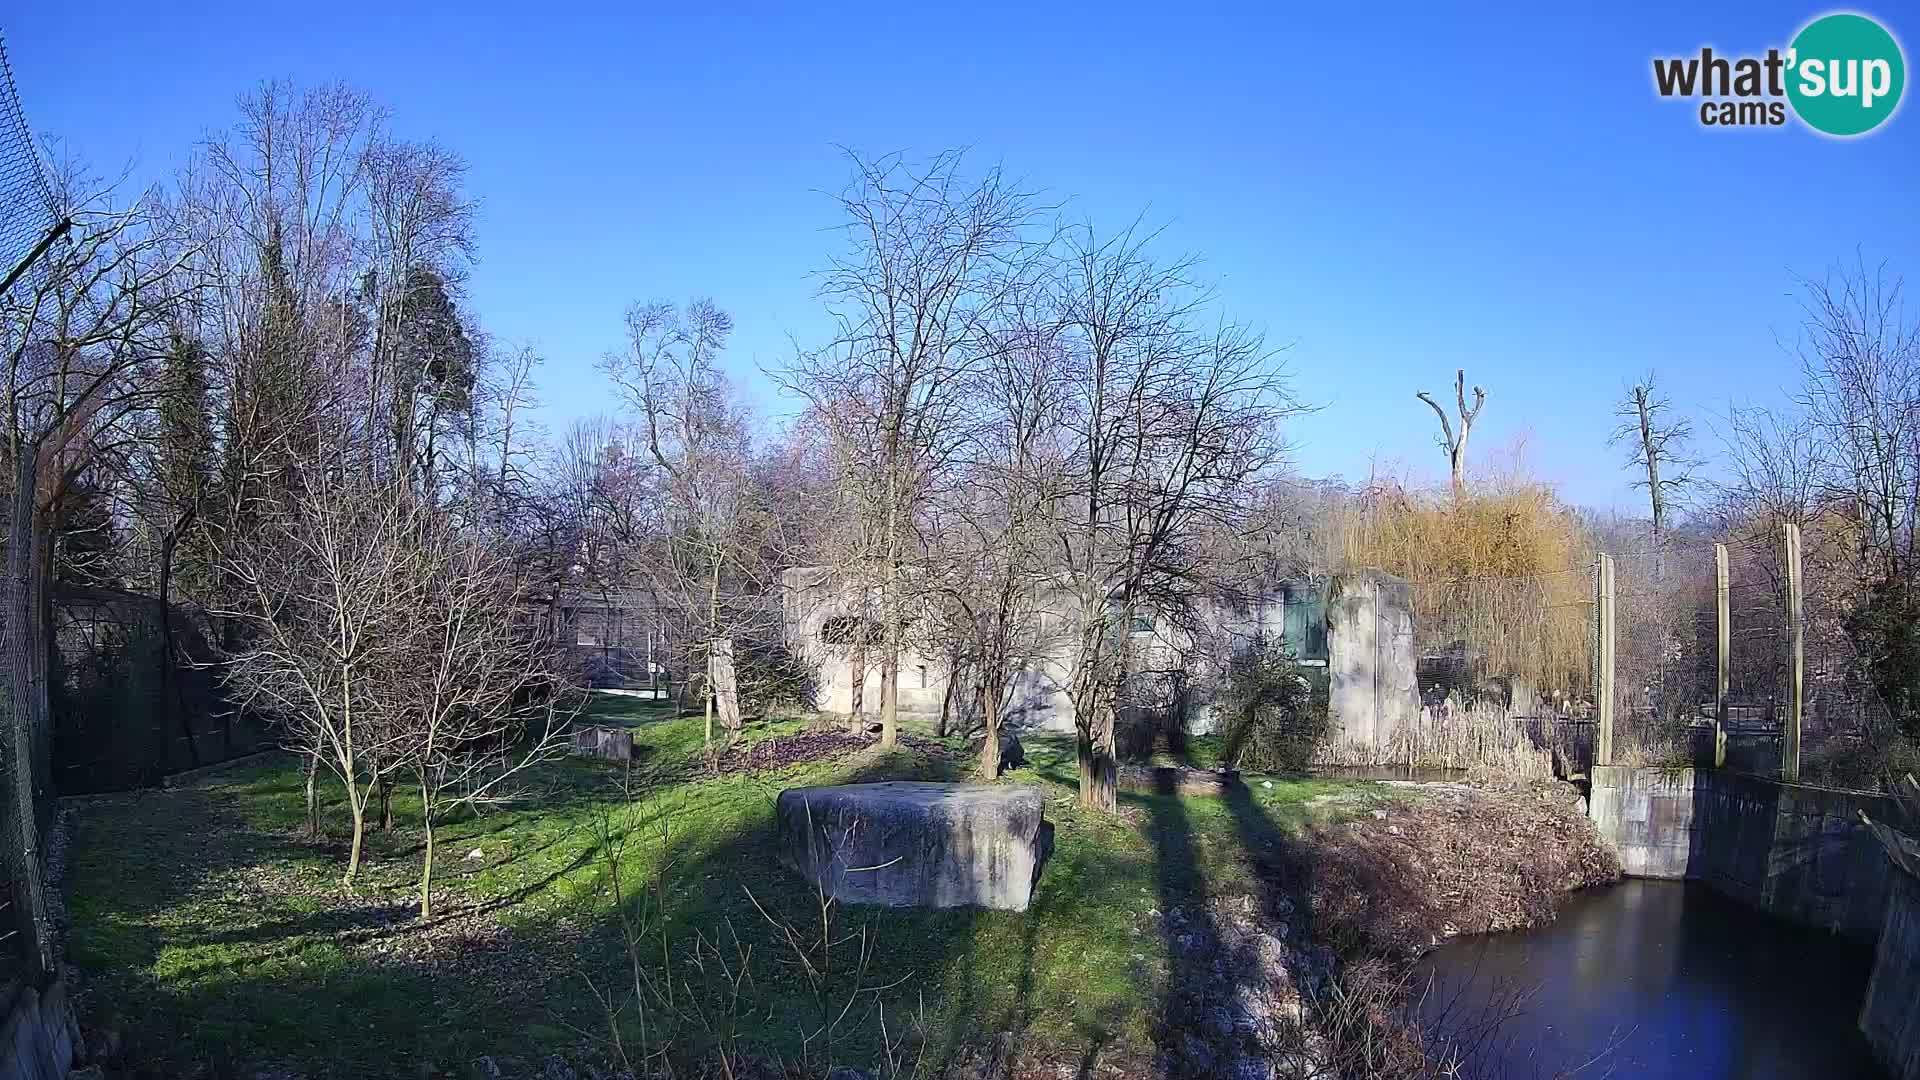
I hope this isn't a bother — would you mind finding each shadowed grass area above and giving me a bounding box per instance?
[63,710,1391,1077]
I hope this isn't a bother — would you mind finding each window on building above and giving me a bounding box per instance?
[1282,582,1330,662]
[918,664,928,689]
[1130,614,1156,634]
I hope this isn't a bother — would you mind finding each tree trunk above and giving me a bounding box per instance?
[157,518,202,769]
[2,458,56,981]
[937,660,959,739]
[848,646,866,734]
[1078,700,1118,813]
[880,493,900,749]
[978,684,1002,780]
[703,554,720,748]
[304,752,321,838]
[418,774,435,919]
[703,680,714,747]
[879,649,898,748]
[344,787,367,885]
[379,774,394,830]
[1637,390,1665,535]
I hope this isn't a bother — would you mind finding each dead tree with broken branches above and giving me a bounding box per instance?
[1417,369,1485,503]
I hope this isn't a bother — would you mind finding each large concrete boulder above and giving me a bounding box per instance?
[775,782,1052,911]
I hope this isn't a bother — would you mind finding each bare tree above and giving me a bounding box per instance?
[923,304,1063,776]
[1416,369,1485,502]
[782,151,1040,750]
[1610,373,1696,536]
[1794,264,1920,581]
[603,299,788,746]
[214,474,423,884]
[1049,224,1300,812]
[1707,403,1820,533]
[392,517,567,918]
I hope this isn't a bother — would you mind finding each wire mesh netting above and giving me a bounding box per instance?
[50,586,265,793]
[1390,522,1901,786]
[1399,524,1900,785]
[0,31,58,294]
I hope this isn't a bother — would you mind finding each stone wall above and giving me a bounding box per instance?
[0,977,78,1080]
[1588,765,1894,941]
[1862,868,1920,1080]
[1325,570,1420,751]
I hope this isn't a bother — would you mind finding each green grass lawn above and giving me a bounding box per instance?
[63,703,1387,1078]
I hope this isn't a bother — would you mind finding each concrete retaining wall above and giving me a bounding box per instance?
[1326,570,1419,750]
[0,977,77,1080]
[1589,765,1894,941]
[1862,869,1920,1080]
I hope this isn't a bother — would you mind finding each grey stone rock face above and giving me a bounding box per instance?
[775,782,1053,910]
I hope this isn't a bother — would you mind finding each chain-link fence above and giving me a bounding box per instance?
[0,31,60,297]
[1388,521,1901,788]
[50,585,265,794]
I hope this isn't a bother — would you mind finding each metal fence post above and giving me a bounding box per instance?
[1715,542,1730,769]
[1595,553,1616,767]
[1783,522,1804,781]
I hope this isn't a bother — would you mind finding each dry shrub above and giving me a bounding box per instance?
[1311,705,1555,780]
[1303,784,1619,959]
[1335,477,1593,692]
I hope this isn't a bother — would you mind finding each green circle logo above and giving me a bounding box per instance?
[1787,13,1906,136]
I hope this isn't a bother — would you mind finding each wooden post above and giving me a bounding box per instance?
[1783,522,1804,781]
[1595,554,1616,767]
[1715,542,1730,769]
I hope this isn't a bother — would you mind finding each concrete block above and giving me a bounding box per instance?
[776,782,1053,911]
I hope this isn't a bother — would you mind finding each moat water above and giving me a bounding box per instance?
[1415,879,1886,1078]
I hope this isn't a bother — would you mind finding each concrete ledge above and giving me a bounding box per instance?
[1589,765,1893,940]
[569,724,633,761]
[0,977,77,1080]
[1863,869,1920,1080]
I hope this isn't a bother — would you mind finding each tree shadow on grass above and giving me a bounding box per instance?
[75,735,1180,1077]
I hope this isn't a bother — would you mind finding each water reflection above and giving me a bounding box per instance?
[1415,879,1885,1079]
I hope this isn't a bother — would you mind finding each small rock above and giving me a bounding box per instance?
[1370,809,1387,820]
[466,848,485,861]
[1261,779,1273,789]
[471,1057,502,1080]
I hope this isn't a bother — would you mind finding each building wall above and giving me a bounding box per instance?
[780,568,1404,743]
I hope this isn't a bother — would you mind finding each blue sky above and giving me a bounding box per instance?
[8,2,1916,510]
